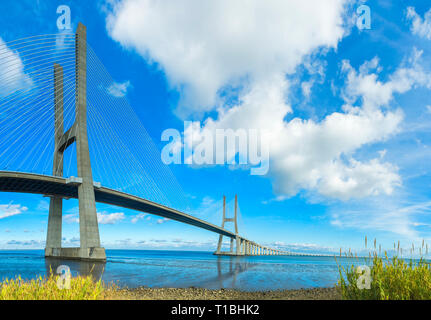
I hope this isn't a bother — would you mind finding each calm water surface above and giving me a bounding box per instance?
[0,250,366,291]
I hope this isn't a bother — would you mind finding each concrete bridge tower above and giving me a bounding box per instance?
[45,23,106,261]
[214,195,244,256]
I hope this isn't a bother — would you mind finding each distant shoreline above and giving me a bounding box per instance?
[103,286,342,300]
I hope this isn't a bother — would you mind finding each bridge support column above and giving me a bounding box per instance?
[45,23,105,262]
[214,195,244,256]
[75,23,105,260]
[45,63,64,255]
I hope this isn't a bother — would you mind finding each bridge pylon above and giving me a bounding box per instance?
[214,195,244,256]
[45,23,106,261]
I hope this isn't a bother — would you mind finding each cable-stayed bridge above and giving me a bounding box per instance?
[0,23,323,261]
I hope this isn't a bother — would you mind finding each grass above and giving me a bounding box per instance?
[0,272,106,300]
[337,253,431,300]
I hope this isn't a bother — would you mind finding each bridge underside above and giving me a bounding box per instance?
[0,171,237,239]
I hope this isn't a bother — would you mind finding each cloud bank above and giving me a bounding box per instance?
[105,0,431,201]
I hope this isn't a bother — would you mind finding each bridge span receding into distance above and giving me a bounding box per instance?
[0,171,328,259]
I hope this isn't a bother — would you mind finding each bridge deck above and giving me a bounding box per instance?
[0,171,237,239]
[0,171,333,257]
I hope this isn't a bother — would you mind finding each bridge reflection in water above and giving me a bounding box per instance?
[45,257,105,281]
[44,255,257,289]
[213,257,257,288]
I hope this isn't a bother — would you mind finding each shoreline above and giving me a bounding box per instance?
[103,286,341,300]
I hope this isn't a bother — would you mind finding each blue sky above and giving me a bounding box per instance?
[1,0,431,255]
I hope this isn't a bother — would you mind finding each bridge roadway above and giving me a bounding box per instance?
[0,171,330,257]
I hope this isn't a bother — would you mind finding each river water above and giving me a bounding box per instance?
[0,249,365,291]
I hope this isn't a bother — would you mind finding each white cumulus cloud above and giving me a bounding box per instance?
[64,210,125,225]
[407,7,431,40]
[131,213,148,223]
[0,203,27,219]
[107,80,131,97]
[0,38,33,96]
[104,1,431,201]
[105,0,349,116]
[97,211,125,224]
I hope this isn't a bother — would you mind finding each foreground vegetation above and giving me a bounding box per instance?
[337,253,431,300]
[0,273,105,300]
[3,249,431,300]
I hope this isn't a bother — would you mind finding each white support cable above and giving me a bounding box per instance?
[0,58,75,90]
[0,65,76,118]
[42,100,74,176]
[87,104,126,193]
[0,39,75,54]
[0,33,75,48]
[0,52,76,86]
[87,103,170,205]
[50,77,78,172]
[88,101,168,203]
[30,81,78,173]
[0,69,76,145]
[1,33,193,214]
[85,54,173,203]
[0,75,76,163]
[0,41,75,68]
[86,84,156,196]
[2,79,76,172]
[87,47,189,210]
[0,60,76,105]
[0,44,75,69]
[0,80,75,153]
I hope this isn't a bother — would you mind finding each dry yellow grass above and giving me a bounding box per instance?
[337,253,431,300]
[0,273,105,300]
